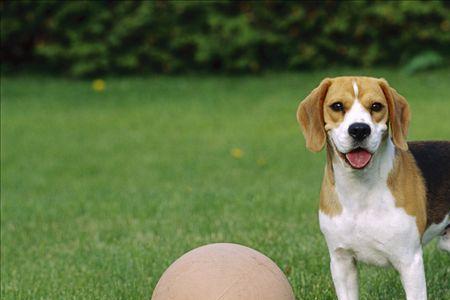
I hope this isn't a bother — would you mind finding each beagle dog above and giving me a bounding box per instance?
[297,76,450,300]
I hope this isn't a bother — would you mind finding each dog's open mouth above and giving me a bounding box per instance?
[341,148,373,169]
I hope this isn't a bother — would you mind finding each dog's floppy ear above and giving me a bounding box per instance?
[379,79,411,151]
[297,78,332,152]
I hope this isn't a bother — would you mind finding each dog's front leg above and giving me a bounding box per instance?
[330,249,358,300]
[396,250,427,300]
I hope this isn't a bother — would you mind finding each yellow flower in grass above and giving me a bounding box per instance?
[256,157,267,166]
[92,79,105,92]
[230,147,244,159]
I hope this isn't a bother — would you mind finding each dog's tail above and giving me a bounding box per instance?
[438,224,450,252]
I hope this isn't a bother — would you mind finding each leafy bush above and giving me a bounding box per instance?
[402,51,445,74]
[1,1,449,77]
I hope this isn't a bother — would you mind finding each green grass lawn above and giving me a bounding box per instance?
[2,70,450,299]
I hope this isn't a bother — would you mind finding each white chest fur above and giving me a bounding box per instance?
[320,140,422,268]
[319,196,420,267]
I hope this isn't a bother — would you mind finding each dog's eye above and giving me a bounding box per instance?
[330,102,344,112]
[371,102,383,112]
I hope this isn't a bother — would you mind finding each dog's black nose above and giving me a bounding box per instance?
[348,123,371,141]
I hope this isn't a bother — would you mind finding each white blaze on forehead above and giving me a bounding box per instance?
[352,80,359,99]
[346,99,371,124]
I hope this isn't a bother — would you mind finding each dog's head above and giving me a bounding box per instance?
[297,77,410,169]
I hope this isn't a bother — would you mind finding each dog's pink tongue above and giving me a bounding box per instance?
[345,149,372,169]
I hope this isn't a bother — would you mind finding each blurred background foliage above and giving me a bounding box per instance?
[1,0,449,77]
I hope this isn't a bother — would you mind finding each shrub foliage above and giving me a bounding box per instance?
[1,1,449,76]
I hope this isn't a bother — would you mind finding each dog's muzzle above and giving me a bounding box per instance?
[348,122,371,142]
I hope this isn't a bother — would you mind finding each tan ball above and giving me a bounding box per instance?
[151,243,295,300]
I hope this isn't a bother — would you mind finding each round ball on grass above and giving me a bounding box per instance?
[151,243,295,300]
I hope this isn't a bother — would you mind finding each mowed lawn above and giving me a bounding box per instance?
[1,70,450,299]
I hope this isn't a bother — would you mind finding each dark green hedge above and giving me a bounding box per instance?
[1,1,449,77]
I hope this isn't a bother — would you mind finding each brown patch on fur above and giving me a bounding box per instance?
[408,141,450,226]
[379,80,411,151]
[356,78,389,124]
[297,78,332,152]
[320,143,342,216]
[388,150,427,235]
[320,174,342,217]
